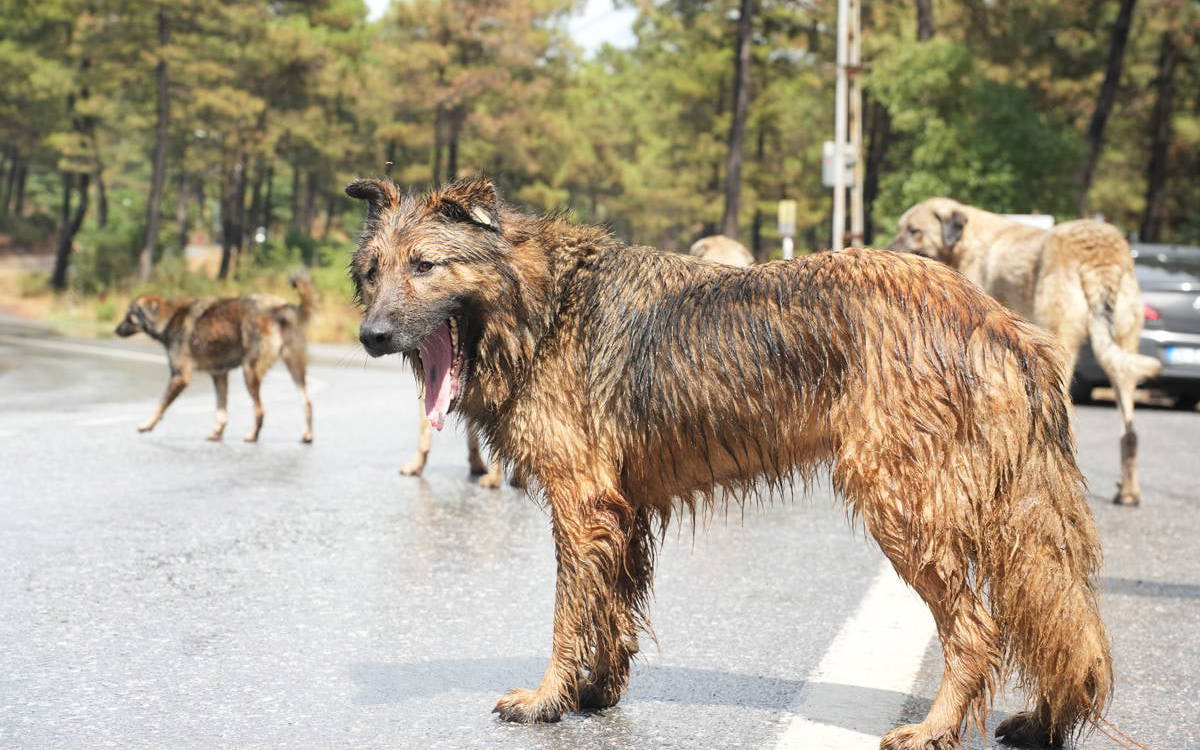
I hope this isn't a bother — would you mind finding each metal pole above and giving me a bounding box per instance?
[848,0,864,248]
[832,0,849,251]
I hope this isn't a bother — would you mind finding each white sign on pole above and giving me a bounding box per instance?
[822,141,857,188]
[778,199,797,260]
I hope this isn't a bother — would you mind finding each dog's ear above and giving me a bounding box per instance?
[345,178,400,221]
[434,175,500,232]
[939,209,966,249]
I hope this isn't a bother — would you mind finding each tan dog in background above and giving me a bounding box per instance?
[400,408,508,488]
[689,234,753,266]
[115,272,317,443]
[888,198,1160,506]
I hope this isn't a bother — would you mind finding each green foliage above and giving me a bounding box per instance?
[870,38,1084,233]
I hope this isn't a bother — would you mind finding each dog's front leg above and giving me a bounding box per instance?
[494,483,633,723]
[138,370,190,432]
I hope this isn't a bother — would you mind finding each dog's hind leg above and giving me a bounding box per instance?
[837,461,999,750]
[494,481,635,723]
[207,372,229,441]
[139,367,191,433]
[281,347,313,443]
[242,367,265,442]
[468,427,504,489]
[399,402,432,476]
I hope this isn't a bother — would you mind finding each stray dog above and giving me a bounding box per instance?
[689,234,753,266]
[887,198,1161,505]
[115,272,317,443]
[400,406,512,488]
[346,176,1112,749]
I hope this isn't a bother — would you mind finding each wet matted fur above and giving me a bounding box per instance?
[115,272,317,443]
[887,199,1161,506]
[346,176,1112,749]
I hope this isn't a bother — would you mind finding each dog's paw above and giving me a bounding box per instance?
[1112,491,1140,507]
[206,432,223,442]
[243,433,259,443]
[995,711,1061,748]
[398,460,424,477]
[137,422,156,433]
[576,680,622,711]
[492,688,565,724]
[880,723,959,750]
[476,472,503,490]
[300,433,313,444]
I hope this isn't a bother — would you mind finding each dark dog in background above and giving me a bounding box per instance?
[345,176,1112,749]
[115,272,317,443]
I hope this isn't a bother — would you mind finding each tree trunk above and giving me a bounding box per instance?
[721,0,755,239]
[139,6,170,280]
[432,102,445,186]
[1139,30,1178,242]
[1075,0,1137,216]
[13,162,27,217]
[301,170,317,236]
[447,106,466,183]
[247,158,264,245]
[94,164,108,229]
[218,177,234,281]
[863,97,892,246]
[1,147,16,217]
[320,191,337,241]
[175,169,190,252]
[289,165,301,230]
[262,163,274,235]
[51,172,90,290]
[915,0,934,41]
[233,154,247,264]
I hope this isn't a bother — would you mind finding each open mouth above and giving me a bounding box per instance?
[415,317,466,431]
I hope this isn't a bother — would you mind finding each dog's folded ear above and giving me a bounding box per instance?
[434,175,500,232]
[939,209,966,250]
[345,178,400,220]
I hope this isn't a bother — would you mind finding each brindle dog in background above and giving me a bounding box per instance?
[115,272,317,443]
[689,234,753,266]
[887,198,1160,506]
[346,176,1112,750]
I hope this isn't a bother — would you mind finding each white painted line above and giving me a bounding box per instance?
[0,334,163,364]
[775,560,936,749]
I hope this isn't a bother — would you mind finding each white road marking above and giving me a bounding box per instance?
[0,334,164,364]
[776,560,936,749]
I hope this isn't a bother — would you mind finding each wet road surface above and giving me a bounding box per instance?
[1,321,1196,749]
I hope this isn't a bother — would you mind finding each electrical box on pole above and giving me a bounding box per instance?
[778,199,797,260]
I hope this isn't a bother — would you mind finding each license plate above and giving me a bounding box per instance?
[1165,346,1200,366]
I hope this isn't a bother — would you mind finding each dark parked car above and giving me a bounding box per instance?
[1073,243,1200,409]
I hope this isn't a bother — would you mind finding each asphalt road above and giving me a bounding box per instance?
[1,320,1196,750]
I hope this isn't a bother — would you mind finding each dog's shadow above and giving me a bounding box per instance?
[348,657,983,739]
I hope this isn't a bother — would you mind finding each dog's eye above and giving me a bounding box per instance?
[414,260,435,274]
[364,264,378,284]
[910,228,922,238]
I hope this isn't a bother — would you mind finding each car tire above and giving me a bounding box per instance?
[1174,393,1199,412]
[1070,379,1095,405]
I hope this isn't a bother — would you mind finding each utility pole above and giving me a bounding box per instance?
[848,0,863,248]
[831,0,849,251]
[830,0,863,251]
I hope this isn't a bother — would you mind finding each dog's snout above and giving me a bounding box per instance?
[359,319,395,356]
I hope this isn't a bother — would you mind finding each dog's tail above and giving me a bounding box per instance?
[289,270,318,326]
[989,332,1113,743]
[1076,230,1161,386]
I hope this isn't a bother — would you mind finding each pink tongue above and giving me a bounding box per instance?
[418,322,455,430]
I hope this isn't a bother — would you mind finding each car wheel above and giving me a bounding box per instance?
[1174,393,1199,411]
[1069,379,1094,405]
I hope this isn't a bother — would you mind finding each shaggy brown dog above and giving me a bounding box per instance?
[115,272,316,443]
[887,199,1161,506]
[347,177,1112,749]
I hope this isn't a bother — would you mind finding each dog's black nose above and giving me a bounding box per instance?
[359,320,394,356]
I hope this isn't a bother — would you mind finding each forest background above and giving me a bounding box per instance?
[1,0,1196,340]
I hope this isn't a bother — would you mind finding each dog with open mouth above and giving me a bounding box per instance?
[346,175,1112,750]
